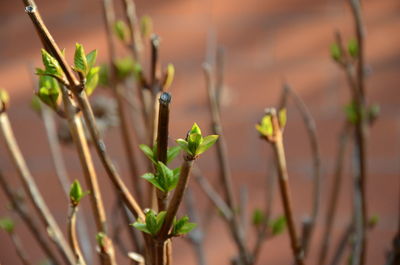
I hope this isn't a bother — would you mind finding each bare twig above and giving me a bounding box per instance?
[120,0,142,60]
[184,187,207,265]
[284,84,322,255]
[0,113,75,265]
[0,170,60,265]
[9,231,32,265]
[68,206,87,265]
[329,224,354,265]
[318,123,351,265]
[203,63,250,265]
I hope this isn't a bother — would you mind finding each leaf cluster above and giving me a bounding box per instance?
[255,109,287,138]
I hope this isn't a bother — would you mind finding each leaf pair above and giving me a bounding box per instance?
[171,216,197,236]
[139,143,180,166]
[255,109,287,138]
[141,162,180,192]
[132,210,166,236]
[73,43,99,95]
[251,209,286,236]
[176,123,219,158]
[330,39,359,62]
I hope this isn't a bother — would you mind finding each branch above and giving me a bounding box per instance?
[9,231,32,265]
[68,206,87,265]
[318,123,351,265]
[0,112,75,264]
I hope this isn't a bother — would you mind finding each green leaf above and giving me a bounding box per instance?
[279,108,287,129]
[172,216,197,236]
[96,232,106,247]
[330,43,342,62]
[0,217,15,233]
[131,222,151,234]
[189,123,202,136]
[85,66,100,96]
[37,75,60,109]
[155,211,167,233]
[69,180,83,206]
[139,144,157,164]
[256,115,273,137]
[86,49,98,70]
[252,209,266,226]
[115,56,135,80]
[41,49,64,78]
[196,135,219,155]
[344,102,358,124]
[98,64,109,86]
[176,139,192,156]
[269,216,286,236]
[74,43,88,75]
[140,15,153,38]
[141,173,165,192]
[188,133,202,155]
[347,39,359,58]
[114,20,130,42]
[167,146,181,164]
[30,95,42,113]
[145,210,158,235]
[163,64,175,90]
[368,215,379,228]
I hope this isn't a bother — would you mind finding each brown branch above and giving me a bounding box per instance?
[284,84,322,256]
[318,122,351,265]
[203,63,250,265]
[262,109,305,265]
[156,92,172,211]
[120,0,142,61]
[328,224,354,265]
[0,170,60,265]
[68,206,87,265]
[9,231,32,265]
[0,113,75,265]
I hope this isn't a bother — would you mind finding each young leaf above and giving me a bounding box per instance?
[344,102,357,124]
[30,95,42,113]
[189,123,202,136]
[279,108,287,129]
[188,133,202,155]
[167,146,181,164]
[368,215,379,228]
[269,216,286,236]
[155,211,167,233]
[98,64,109,86]
[115,56,135,80]
[41,49,64,78]
[85,66,100,96]
[131,222,151,234]
[69,180,83,206]
[330,43,342,62]
[86,49,98,70]
[347,39,359,58]
[141,173,165,192]
[37,76,60,109]
[0,89,9,109]
[163,64,175,90]
[145,210,158,235]
[252,209,266,226]
[176,139,191,156]
[196,135,219,155]
[0,217,15,233]
[172,216,197,236]
[256,115,273,137]
[140,15,153,38]
[114,20,130,43]
[74,43,88,75]
[139,144,157,164]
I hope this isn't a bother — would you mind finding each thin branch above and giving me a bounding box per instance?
[0,113,75,265]
[328,224,354,265]
[68,206,87,265]
[284,84,322,256]
[120,0,143,61]
[318,123,351,265]
[203,63,250,265]
[0,170,60,265]
[9,231,32,265]
[101,0,144,207]
[184,187,207,265]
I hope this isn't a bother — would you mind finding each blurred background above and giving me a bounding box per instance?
[0,0,399,264]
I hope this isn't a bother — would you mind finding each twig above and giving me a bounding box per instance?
[261,109,305,265]
[101,0,144,207]
[0,169,60,265]
[348,1,368,264]
[9,231,32,265]
[184,187,207,265]
[318,123,351,265]
[203,63,250,265]
[284,84,322,255]
[120,0,142,61]
[156,92,171,211]
[328,224,354,265]
[68,206,87,265]
[0,113,75,265]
